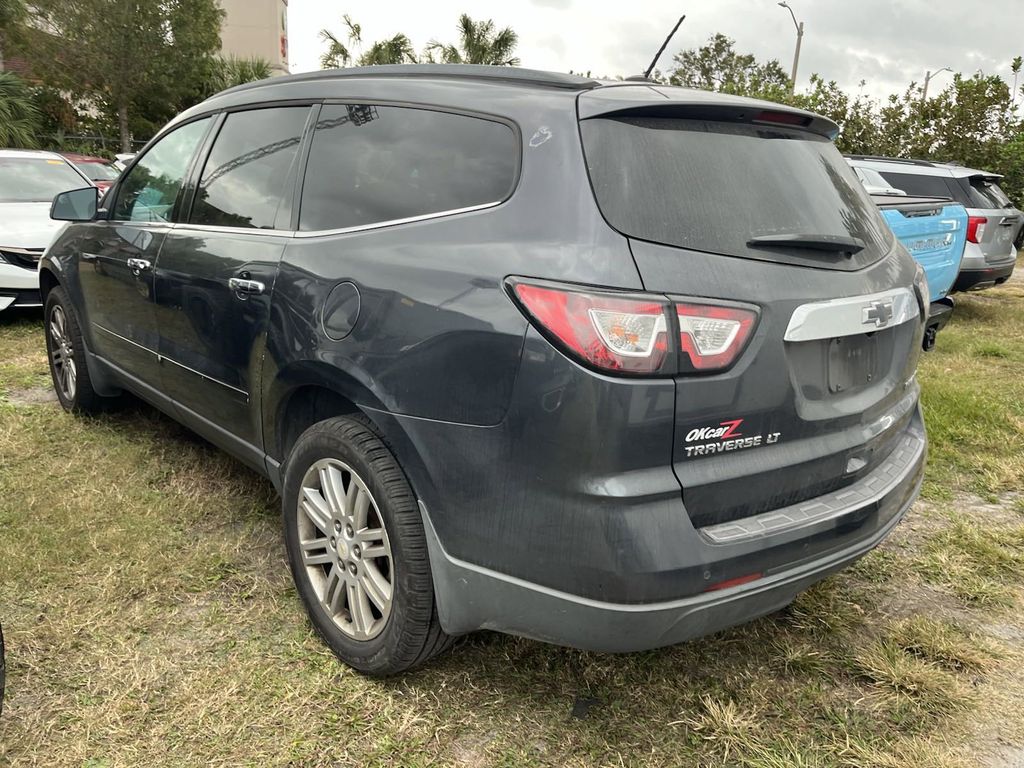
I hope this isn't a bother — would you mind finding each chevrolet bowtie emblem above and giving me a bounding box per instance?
[862,300,894,328]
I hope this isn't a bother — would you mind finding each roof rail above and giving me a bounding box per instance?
[844,154,938,167]
[221,64,602,97]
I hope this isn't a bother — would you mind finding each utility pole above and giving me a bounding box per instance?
[778,1,803,93]
[922,67,951,102]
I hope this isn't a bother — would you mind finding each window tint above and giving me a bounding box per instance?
[299,105,517,232]
[112,118,211,222]
[581,117,893,263]
[191,107,309,229]
[963,177,1011,209]
[876,171,960,202]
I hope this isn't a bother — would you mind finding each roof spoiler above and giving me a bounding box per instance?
[578,85,840,140]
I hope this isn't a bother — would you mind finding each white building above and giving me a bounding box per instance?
[220,0,290,76]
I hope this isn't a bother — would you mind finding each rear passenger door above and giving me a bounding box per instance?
[153,105,313,462]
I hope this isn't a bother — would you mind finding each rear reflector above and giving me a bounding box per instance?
[677,303,757,372]
[511,281,670,375]
[703,572,763,592]
[967,216,988,244]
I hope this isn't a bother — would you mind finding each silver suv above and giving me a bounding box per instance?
[847,156,1022,291]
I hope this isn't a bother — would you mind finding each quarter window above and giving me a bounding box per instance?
[876,171,961,202]
[190,107,310,229]
[112,118,211,222]
[299,105,518,232]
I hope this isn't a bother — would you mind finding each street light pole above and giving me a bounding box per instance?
[778,1,804,93]
[922,67,952,102]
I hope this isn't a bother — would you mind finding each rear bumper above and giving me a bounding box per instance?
[423,407,926,652]
[952,261,1015,292]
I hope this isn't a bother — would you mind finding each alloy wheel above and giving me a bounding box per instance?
[48,304,77,401]
[297,459,395,640]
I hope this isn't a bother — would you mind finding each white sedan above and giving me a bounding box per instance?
[1,149,93,312]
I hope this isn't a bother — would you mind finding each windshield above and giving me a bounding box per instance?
[581,117,893,265]
[0,157,87,203]
[83,163,120,181]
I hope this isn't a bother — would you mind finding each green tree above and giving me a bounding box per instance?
[667,33,790,102]
[205,56,273,94]
[319,14,416,68]
[424,14,519,66]
[0,71,39,147]
[15,0,224,151]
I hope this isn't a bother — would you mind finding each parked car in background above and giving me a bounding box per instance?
[871,194,967,350]
[59,152,121,193]
[847,156,1022,291]
[42,66,928,675]
[0,149,93,312]
[112,153,136,172]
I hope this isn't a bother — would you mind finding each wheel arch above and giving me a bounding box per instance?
[38,265,60,300]
[267,360,391,464]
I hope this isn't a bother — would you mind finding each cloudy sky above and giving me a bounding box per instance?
[286,0,1023,100]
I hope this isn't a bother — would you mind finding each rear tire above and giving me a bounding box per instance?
[282,415,453,675]
[44,286,115,414]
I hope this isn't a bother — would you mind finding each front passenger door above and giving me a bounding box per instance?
[76,118,212,388]
[153,106,311,460]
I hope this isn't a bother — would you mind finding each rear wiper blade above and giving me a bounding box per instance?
[747,233,865,254]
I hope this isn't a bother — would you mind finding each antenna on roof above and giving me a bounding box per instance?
[642,14,686,80]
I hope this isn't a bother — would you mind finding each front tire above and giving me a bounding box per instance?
[44,286,113,414]
[282,416,452,675]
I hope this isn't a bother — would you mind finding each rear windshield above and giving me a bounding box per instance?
[581,118,892,261]
[0,157,87,203]
[83,163,120,181]
[965,176,1012,209]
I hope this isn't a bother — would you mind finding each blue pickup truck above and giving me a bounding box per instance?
[872,194,968,350]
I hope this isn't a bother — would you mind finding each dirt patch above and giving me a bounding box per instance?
[989,745,1024,768]
[3,386,57,407]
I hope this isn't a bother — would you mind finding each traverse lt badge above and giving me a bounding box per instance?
[862,299,894,328]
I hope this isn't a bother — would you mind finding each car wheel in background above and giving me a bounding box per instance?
[282,415,453,676]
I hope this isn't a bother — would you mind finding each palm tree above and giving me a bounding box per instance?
[207,56,272,94]
[425,14,519,66]
[0,72,39,148]
[359,35,416,66]
[319,14,361,68]
[319,15,416,68]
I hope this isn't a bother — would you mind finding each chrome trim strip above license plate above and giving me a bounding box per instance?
[784,287,919,342]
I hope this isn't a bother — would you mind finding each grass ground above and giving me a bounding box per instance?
[1,258,1023,767]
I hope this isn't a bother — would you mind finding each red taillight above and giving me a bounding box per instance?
[510,279,760,377]
[511,282,670,375]
[676,303,757,372]
[967,216,988,244]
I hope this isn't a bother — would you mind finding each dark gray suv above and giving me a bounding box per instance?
[41,65,928,675]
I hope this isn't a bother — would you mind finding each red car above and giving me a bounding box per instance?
[59,153,121,192]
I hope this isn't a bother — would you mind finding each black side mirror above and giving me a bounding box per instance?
[51,186,99,222]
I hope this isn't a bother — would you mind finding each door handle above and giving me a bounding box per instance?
[228,277,266,296]
[127,258,152,273]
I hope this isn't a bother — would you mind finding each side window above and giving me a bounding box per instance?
[190,106,310,229]
[877,171,954,200]
[112,118,211,222]
[299,104,518,232]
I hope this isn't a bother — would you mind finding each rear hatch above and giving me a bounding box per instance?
[957,175,1021,261]
[873,195,967,300]
[578,86,925,529]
